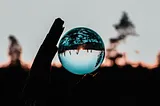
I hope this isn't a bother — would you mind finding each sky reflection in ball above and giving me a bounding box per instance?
[58,27,105,75]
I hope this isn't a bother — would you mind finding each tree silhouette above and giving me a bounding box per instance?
[58,27,104,54]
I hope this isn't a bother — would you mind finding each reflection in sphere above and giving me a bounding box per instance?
[58,27,105,75]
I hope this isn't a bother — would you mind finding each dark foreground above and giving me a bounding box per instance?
[0,64,160,106]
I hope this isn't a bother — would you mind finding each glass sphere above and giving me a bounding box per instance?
[58,27,105,75]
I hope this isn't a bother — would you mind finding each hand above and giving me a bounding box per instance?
[22,18,65,103]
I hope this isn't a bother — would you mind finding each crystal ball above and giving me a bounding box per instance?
[58,27,105,75]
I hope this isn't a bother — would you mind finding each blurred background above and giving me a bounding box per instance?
[0,0,160,105]
[0,0,160,66]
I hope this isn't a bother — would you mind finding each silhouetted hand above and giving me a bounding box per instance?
[22,18,64,105]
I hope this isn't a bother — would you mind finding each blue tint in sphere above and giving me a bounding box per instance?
[58,27,105,75]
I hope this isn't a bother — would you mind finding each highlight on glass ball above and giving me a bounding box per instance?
[58,27,105,75]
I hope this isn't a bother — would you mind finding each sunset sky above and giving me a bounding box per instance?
[0,0,160,65]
